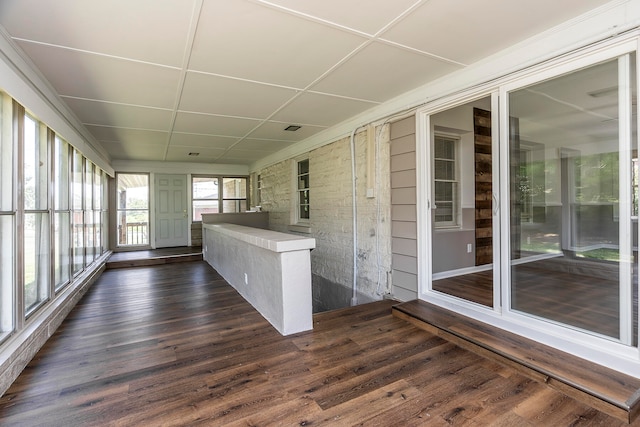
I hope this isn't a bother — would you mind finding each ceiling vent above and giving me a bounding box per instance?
[284,125,301,131]
[188,152,200,156]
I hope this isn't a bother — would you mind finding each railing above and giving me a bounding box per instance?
[118,222,148,246]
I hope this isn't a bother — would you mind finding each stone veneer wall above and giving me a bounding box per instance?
[257,126,392,312]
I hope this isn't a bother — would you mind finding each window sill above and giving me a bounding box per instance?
[288,224,312,234]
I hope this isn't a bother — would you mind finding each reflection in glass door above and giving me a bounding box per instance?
[429,95,498,308]
[508,55,638,344]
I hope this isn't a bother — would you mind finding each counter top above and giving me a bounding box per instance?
[203,223,315,253]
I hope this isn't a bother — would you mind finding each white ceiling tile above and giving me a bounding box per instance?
[311,41,462,102]
[62,97,173,130]
[100,141,166,161]
[179,72,298,119]
[169,133,239,149]
[0,0,195,66]
[205,157,252,165]
[165,146,228,163]
[381,0,613,64]
[17,42,180,108]
[189,0,367,88]
[85,125,169,146]
[262,0,418,35]
[272,93,378,127]
[247,121,326,141]
[233,139,296,151]
[173,112,260,137]
[220,149,274,162]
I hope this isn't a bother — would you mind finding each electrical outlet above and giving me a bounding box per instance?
[467,243,472,253]
[244,273,248,284]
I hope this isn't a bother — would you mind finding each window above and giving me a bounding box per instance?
[297,160,310,221]
[54,136,70,291]
[116,173,149,246]
[192,176,248,220]
[192,176,219,221]
[84,160,95,265]
[0,93,13,340]
[256,174,262,206]
[433,134,458,226]
[71,148,84,274]
[0,90,109,347]
[633,157,638,217]
[94,168,104,257]
[222,177,247,213]
[23,114,49,315]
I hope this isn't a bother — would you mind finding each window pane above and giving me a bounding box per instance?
[0,215,13,337]
[24,212,49,313]
[94,168,102,210]
[118,174,148,210]
[84,160,93,211]
[54,137,69,210]
[0,94,12,211]
[222,199,246,213]
[72,210,84,274]
[434,159,455,180]
[102,211,109,252]
[23,116,47,211]
[85,210,94,265]
[54,212,70,290]
[509,57,637,341]
[117,211,149,246]
[193,200,219,221]
[193,177,218,199]
[435,137,455,160]
[223,178,246,198]
[298,160,309,175]
[94,211,102,256]
[72,149,83,210]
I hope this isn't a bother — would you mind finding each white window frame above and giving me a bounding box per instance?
[290,156,310,232]
[433,133,459,228]
[191,175,220,221]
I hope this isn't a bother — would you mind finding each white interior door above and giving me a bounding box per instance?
[155,174,188,248]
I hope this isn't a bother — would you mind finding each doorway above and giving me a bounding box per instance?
[427,95,499,308]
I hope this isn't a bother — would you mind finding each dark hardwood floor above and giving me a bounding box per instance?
[432,257,638,344]
[433,270,494,307]
[106,246,203,269]
[1,260,638,426]
[107,246,203,262]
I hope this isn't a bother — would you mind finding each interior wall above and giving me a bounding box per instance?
[257,126,392,312]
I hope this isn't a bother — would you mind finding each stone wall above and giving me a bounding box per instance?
[256,126,392,312]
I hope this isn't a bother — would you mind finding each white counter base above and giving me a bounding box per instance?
[203,223,315,335]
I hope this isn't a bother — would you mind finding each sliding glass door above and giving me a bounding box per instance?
[417,38,640,372]
[426,95,500,308]
[507,54,637,344]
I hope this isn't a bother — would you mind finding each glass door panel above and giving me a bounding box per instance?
[508,56,637,343]
[430,95,497,307]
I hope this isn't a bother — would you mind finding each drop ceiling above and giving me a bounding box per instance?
[0,0,613,166]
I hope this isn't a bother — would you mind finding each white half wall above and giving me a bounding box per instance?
[203,223,315,335]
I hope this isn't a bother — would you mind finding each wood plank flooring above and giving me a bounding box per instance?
[106,246,203,269]
[431,257,638,344]
[393,300,640,424]
[1,260,639,426]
